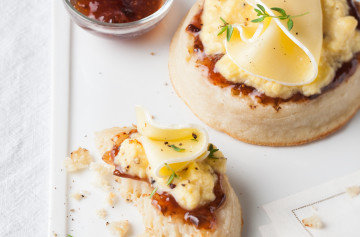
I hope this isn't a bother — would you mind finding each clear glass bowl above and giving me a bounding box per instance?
[63,0,174,38]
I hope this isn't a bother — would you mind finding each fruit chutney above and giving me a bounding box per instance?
[71,0,164,23]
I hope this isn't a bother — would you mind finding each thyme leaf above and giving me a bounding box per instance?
[149,187,158,199]
[171,145,185,152]
[287,18,294,31]
[149,164,179,199]
[208,143,219,159]
[218,17,234,42]
[167,172,176,186]
[218,5,308,41]
[165,163,179,186]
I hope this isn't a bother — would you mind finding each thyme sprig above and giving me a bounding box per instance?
[149,187,158,199]
[149,163,179,199]
[218,5,308,41]
[208,143,219,159]
[165,163,179,185]
[218,17,234,42]
[252,4,309,31]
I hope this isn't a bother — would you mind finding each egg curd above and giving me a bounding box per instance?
[113,107,227,210]
[200,0,360,99]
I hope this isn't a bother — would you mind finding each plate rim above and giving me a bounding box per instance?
[48,1,71,236]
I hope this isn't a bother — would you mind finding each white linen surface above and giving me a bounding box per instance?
[0,0,50,236]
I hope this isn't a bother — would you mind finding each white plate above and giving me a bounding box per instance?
[49,1,360,236]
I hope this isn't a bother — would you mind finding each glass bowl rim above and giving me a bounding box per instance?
[63,0,174,28]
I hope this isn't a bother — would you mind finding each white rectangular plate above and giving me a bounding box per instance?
[49,1,360,236]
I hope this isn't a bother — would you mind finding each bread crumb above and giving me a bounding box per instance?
[134,157,140,164]
[108,220,129,237]
[72,192,86,201]
[95,127,136,156]
[90,162,114,191]
[108,192,118,207]
[346,186,360,198]
[302,214,323,229]
[96,209,108,219]
[64,147,92,172]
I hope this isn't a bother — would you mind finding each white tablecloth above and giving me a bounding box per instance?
[0,0,50,236]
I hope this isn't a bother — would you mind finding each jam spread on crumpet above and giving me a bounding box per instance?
[103,137,227,230]
[186,0,360,110]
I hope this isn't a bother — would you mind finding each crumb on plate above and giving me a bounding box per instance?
[96,209,108,219]
[108,220,129,237]
[90,162,114,191]
[72,192,86,201]
[302,214,323,229]
[346,186,360,198]
[64,147,92,172]
[108,192,118,207]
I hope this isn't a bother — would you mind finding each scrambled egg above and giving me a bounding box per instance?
[200,0,360,98]
[114,139,227,210]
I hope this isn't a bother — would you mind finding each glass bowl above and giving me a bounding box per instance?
[62,0,174,38]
